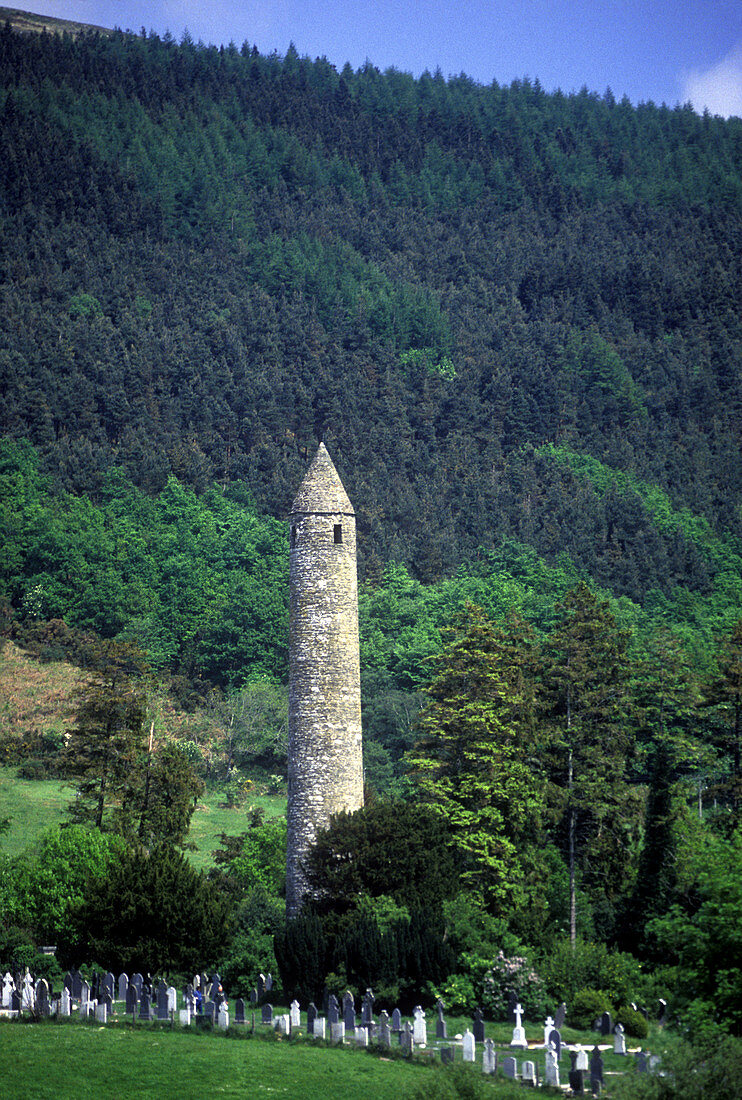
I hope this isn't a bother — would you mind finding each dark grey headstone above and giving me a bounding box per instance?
[591,1046,604,1083]
[257,974,265,999]
[502,1056,517,1079]
[126,984,139,1014]
[327,995,338,1025]
[591,1080,601,1097]
[507,990,518,1022]
[548,1027,562,1058]
[436,999,447,1040]
[265,973,273,992]
[36,979,50,1016]
[391,1008,402,1032]
[156,980,169,1020]
[11,989,21,1013]
[361,990,374,1026]
[343,991,356,1031]
[71,970,83,1000]
[569,1068,585,1095]
[64,972,73,994]
[472,1007,485,1043]
[555,1002,567,1030]
[139,990,153,1020]
[307,1002,317,1034]
[118,973,129,1002]
[204,1000,216,1024]
[103,972,115,1000]
[235,998,245,1024]
[249,987,258,1004]
[635,1052,648,1073]
[261,1003,273,1025]
[131,973,144,996]
[441,1047,454,1065]
[599,1012,612,1037]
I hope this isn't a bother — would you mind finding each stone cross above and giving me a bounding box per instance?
[511,1002,527,1049]
[412,1005,426,1045]
[361,989,375,1026]
[482,1038,496,1075]
[290,1000,301,1029]
[343,990,356,1031]
[545,1045,560,1088]
[378,1009,391,1049]
[436,999,447,1039]
[543,1014,555,1048]
[591,1045,604,1090]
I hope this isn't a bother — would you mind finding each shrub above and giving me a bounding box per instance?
[616,1004,649,1039]
[569,988,614,1030]
[480,950,550,1022]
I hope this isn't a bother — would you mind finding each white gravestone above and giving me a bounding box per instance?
[576,1045,589,1071]
[331,1021,345,1044]
[543,1015,555,1048]
[290,1000,301,1029]
[482,1038,496,1075]
[313,1017,326,1040]
[614,1023,627,1055]
[412,1005,427,1045]
[462,1028,476,1063]
[545,1045,560,1088]
[522,1060,537,1086]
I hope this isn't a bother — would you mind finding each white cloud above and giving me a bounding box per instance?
[682,44,742,119]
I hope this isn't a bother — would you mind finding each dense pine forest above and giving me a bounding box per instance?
[2,17,742,1068]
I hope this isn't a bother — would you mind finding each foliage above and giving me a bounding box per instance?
[77,842,231,975]
[537,936,647,1009]
[568,988,614,1030]
[407,605,546,917]
[612,1033,742,1100]
[615,1004,650,1039]
[211,815,287,899]
[480,951,550,1022]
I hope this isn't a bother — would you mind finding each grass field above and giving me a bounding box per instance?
[0,765,285,869]
[0,1020,530,1100]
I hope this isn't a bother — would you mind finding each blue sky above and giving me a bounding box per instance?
[10,1,742,116]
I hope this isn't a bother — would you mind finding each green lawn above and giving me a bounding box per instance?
[0,1021,523,1100]
[0,766,285,870]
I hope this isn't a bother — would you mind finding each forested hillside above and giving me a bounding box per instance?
[1,21,741,594]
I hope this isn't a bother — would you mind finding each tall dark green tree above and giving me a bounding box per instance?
[544,582,640,944]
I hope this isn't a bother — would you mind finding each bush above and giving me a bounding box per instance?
[538,936,645,1006]
[616,1004,649,1039]
[569,988,614,1030]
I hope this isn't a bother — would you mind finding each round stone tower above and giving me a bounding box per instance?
[286,443,364,916]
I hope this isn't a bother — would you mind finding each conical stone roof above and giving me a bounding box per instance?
[291,443,354,515]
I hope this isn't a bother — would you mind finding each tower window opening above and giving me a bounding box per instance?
[334,523,343,545]
[291,525,297,546]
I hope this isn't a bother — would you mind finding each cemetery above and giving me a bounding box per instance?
[1,964,672,1096]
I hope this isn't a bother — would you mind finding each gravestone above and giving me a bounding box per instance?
[441,1047,454,1065]
[613,1022,626,1055]
[343,990,356,1031]
[522,1060,537,1087]
[511,1002,527,1049]
[361,989,375,1026]
[482,1038,496,1075]
[658,999,667,1026]
[36,979,50,1017]
[167,986,177,1015]
[649,1055,661,1072]
[101,992,113,1013]
[327,994,339,1025]
[576,1045,589,1071]
[472,1007,485,1043]
[436,999,447,1040]
[103,972,115,1001]
[80,980,90,1006]
[391,1008,402,1033]
[635,1051,648,1073]
[257,974,265,1000]
[261,1003,273,1026]
[545,1046,560,1088]
[249,987,258,1005]
[462,1028,475,1063]
[599,1011,612,1037]
[543,1014,555,1047]
[63,972,73,995]
[548,1027,562,1058]
[590,1046,604,1092]
[235,998,245,1025]
[156,981,169,1020]
[10,988,21,1015]
[118,973,128,1003]
[95,1001,107,1024]
[400,1021,414,1056]
[265,973,273,992]
[60,988,71,1017]
[90,970,100,1001]
[71,970,83,1000]
[139,990,153,1021]
[210,974,223,1005]
[569,1069,585,1095]
[413,1005,427,1045]
[204,1001,217,1024]
[307,1002,317,1034]
[378,1009,391,1049]
[354,1026,369,1047]
[126,984,139,1015]
[555,1002,567,1030]
[218,1005,229,1029]
[290,1000,301,1029]
[131,973,144,997]
[330,1021,345,1044]
[313,1017,326,1040]
[502,1056,517,1079]
[179,1004,192,1027]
